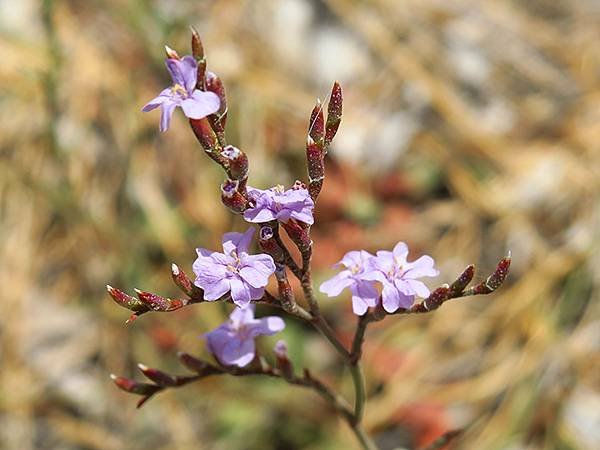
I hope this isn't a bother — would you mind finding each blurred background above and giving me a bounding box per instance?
[1,0,600,449]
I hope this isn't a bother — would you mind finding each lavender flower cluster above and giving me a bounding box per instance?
[108,30,510,450]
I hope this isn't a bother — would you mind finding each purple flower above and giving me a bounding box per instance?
[243,185,314,225]
[362,242,438,313]
[142,55,220,132]
[319,250,379,315]
[193,227,276,308]
[205,305,285,367]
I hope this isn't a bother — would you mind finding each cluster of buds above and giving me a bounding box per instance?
[115,28,512,450]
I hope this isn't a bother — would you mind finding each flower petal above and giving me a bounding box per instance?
[142,88,171,112]
[239,266,270,288]
[392,242,409,264]
[221,336,255,367]
[180,91,220,119]
[222,227,255,255]
[250,316,285,337]
[405,255,439,278]
[229,277,251,308]
[381,283,414,312]
[404,279,431,298]
[159,100,177,132]
[243,206,277,223]
[202,278,231,301]
[230,305,255,327]
[319,271,354,297]
[179,55,199,93]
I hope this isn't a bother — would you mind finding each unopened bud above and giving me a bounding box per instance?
[466,254,512,296]
[274,340,294,380]
[205,71,227,119]
[449,264,475,296]
[306,135,325,200]
[189,117,220,154]
[137,363,176,387]
[134,289,186,312]
[221,179,248,213]
[282,220,312,252]
[422,285,450,311]
[164,45,180,60]
[308,99,325,144]
[110,374,160,396]
[107,285,147,313]
[258,226,284,262]
[324,81,342,149]
[190,27,206,87]
[222,145,248,182]
[177,352,210,374]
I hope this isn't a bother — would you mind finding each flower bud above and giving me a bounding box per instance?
[178,352,213,374]
[190,26,206,87]
[189,117,220,154]
[282,219,312,252]
[274,340,294,380]
[308,99,325,144]
[221,179,248,213]
[258,225,284,262]
[466,253,512,296]
[137,363,177,387]
[449,264,475,296]
[222,145,248,182]
[325,81,342,149]
[164,45,180,60]
[205,71,227,120]
[134,289,187,312]
[106,285,147,313]
[110,374,160,396]
[422,285,451,311]
[306,135,324,200]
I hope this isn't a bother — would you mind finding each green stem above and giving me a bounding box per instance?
[353,423,379,450]
[349,363,366,422]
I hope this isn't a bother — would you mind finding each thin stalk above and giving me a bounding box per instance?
[349,363,366,422]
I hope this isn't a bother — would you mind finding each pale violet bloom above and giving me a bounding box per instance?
[205,305,285,367]
[244,186,314,225]
[193,228,276,308]
[142,55,220,132]
[363,242,438,313]
[319,250,379,315]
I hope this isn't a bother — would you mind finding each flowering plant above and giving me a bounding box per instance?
[108,28,510,450]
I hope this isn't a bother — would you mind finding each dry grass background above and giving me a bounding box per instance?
[1,0,600,449]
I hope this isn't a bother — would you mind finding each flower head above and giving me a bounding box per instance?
[205,305,285,367]
[363,242,438,313]
[193,227,276,308]
[319,250,379,315]
[142,55,220,132]
[243,185,314,225]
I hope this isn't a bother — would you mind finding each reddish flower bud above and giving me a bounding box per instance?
[422,285,451,311]
[134,289,187,312]
[449,264,475,296]
[466,253,511,296]
[221,179,249,213]
[106,285,147,313]
[282,219,312,252]
[308,99,325,144]
[325,81,342,148]
[110,374,161,396]
[222,145,248,182]
[306,135,325,200]
[171,263,193,296]
[177,352,220,377]
[137,364,177,387]
[189,117,221,156]
[275,265,297,314]
[258,225,285,263]
[274,340,294,380]
[164,45,180,60]
[205,71,227,120]
[190,26,206,87]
